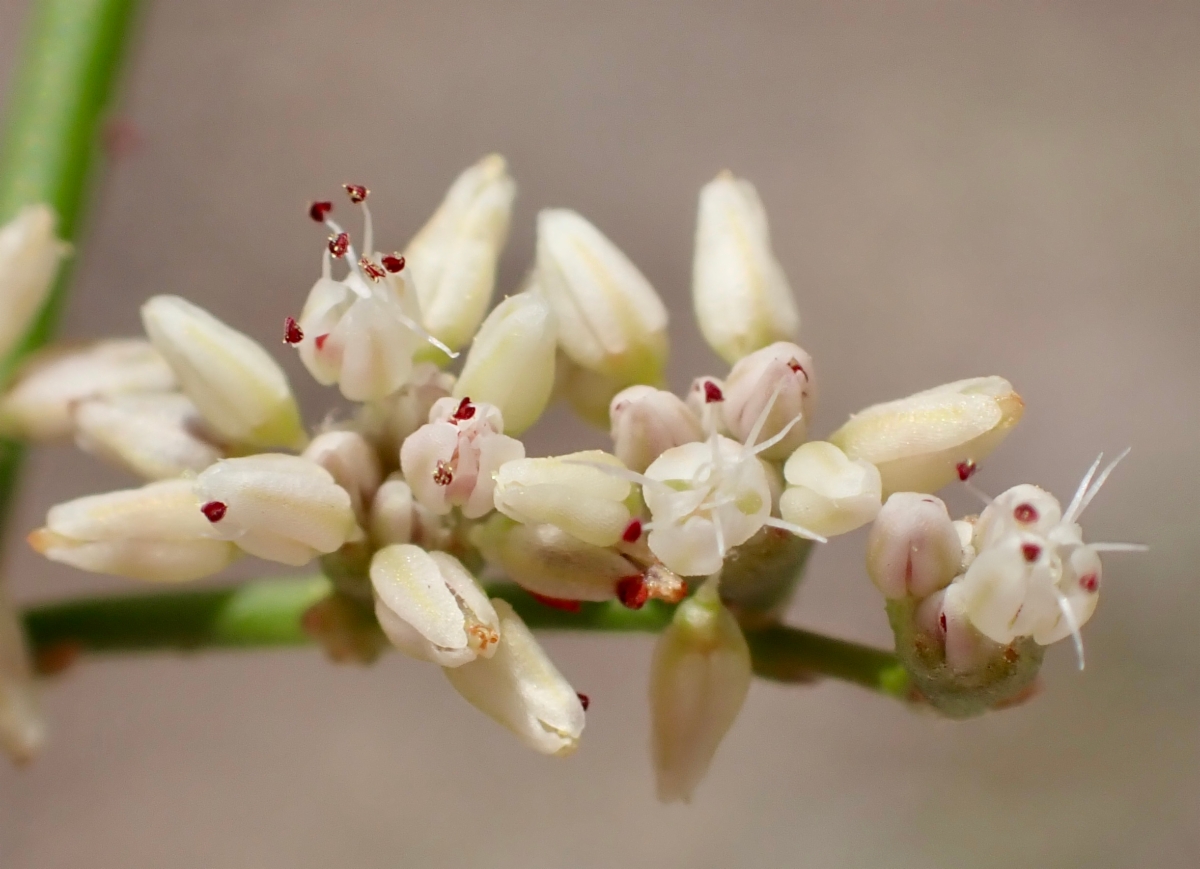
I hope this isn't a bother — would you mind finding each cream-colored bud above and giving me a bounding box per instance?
[0,339,175,440]
[371,545,499,667]
[73,393,223,481]
[444,598,586,756]
[356,362,455,463]
[692,172,799,364]
[536,209,668,384]
[141,296,305,450]
[492,450,631,547]
[779,441,881,537]
[452,292,556,435]
[195,454,360,566]
[830,376,1024,495]
[651,582,751,803]
[405,154,516,352]
[367,474,415,547]
[866,492,962,599]
[0,204,70,361]
[0,585,44,763]
[556,354,630,428]
[609,385,703,473]
[301,430,382,521]
[471,514,640,602]
[722,342,814,459]
[28,479,241,582]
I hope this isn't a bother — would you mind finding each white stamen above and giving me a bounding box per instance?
[1054,589,1085,670]
[742,379,785,452]
[763,516,827,543]
[1063,453,1104,524]
[750,407,805,457]
[1071,447,1131,522]
[1088,542,1149,553]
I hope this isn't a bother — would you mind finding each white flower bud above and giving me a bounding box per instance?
[0,585,44,763]
[779,441,881,537]
[609,385,703,473]
[685,375,732,437]
[444,598,586,756]
[0,339,175,440]
[405,154,516,352]
[471,514,641,602]
[866,492,962,599]
[401,397,525,519]
[370,545,500,667]
[0,204,70,361]
[141,296,305,450]
[830,376,1024,495]
[651,582,751,803]
[536,209,668,384]
[914,584,1004,674]
[368,474,416,547]
[194,454,360,566]
[492,450,632,547]
[73,393,223,481]
[356,362,455,462]
[692,172,799,364]
[452,292,556,435]
[721,342,814,460]
[301,430,382,521]
[28,479,241,582]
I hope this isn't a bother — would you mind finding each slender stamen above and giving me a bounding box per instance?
[713,512,726,558]
[743,380,786,453]
[750,407,805,457]
[1054,589,1086,670]
[763,516,827,543]
[1088,542,1149,553]
[1071,447,1131,522]
[1063,453,1104,524]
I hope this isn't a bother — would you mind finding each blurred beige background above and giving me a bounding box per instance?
[1,1,1198,866]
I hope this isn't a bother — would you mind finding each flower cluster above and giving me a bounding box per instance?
[0,162,1139,798]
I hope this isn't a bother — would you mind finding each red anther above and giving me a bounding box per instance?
[433,461,454,486]
[1021,542,1042,562]
[1079,573,1099,593]
[703,380,724,403]
[200,501,227,522]
[528,592,582,613]
[452,397,476,421]
[621,519,643,543]
[956,460,978,481]
[1013,503,1039,523]
[314,333,329,350]
[381,253,406,273]
[309,201,333,222]
[283,316,304,345]
[343,183,369,204]
[360,257,387,281]
[328,231,350,258]
[616,575,649,609]
[787,358,808,380]
[576,692,590,711]
[938,611,948,633]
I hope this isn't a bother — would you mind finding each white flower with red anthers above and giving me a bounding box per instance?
[288,185,456,402]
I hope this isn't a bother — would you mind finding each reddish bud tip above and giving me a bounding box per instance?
[956,460,978,481]
[452,397,476,421]
[1021,542,1042,562]
[328,232,350,258]
[787,358,808,380]
[576,692,590,711]
[381,253,405,273]
[621,519,643,543]
[343,183,369,204]
[200,501,227,523]
[433,461,454,486]
[283,316,304,345]
[528,592,582,613]
[616,575,649,609]
[1079,574,1099,593]
[309,201,333,222]
[703,380,724,403]
[314,333,329,350]
[1013,503,1039,523]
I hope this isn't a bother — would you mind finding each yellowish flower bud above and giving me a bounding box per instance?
[779,441,881,537]
[141,296,306,450]
[692,172,799,364]
[0,204,70,361]
[830,376,1024,495]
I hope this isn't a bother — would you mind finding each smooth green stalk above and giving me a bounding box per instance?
[0,0,142,526]
[21,578,908,698]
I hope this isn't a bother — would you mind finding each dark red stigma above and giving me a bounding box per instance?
[314,333,329,350]
[1013,503,1039,523]
[528,592,582,613]
[452,397,476,421]
[308,201,333,222]
[956,460,978,482]
[381,253,405,273]
[200,501,227,523]
[283,316,303,345]
[787,358,808,380]
[621,519,643,543]
[328,232,350,258]
[938,611,948,633]
[576,692,590,711]
[617,575,649,609]
[343,183,369,204]
[1079,574,1099,593]
[1021,542,1042,562]
[703,380,724,403]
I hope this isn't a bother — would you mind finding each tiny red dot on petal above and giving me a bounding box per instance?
[576,692,590,711]
[1013,503,1039,523]
[283,317,303,345]
[621,519,643,543]
[1080,574,1099,593]
[956,460,977,481]
[200,501,227,522]
[308,201,333,222]
[314,333,328,350]
[703,381,724,403]
[938,612,948,633]
[1021,542,1042,562]
[616,575,649,609]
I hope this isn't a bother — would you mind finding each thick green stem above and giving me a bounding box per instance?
[21,578,909,698]
[0,0,142,525]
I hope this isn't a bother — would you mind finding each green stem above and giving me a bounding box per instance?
[20,578,909,698]
[0,0,143,525]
